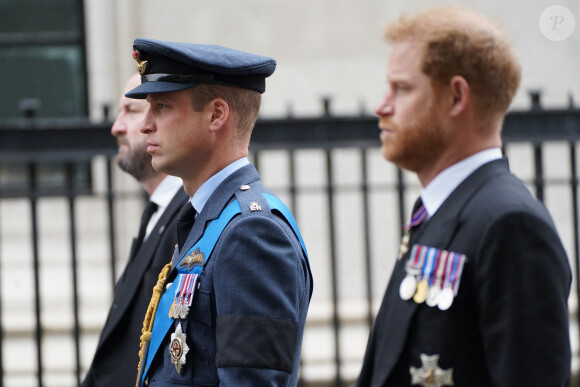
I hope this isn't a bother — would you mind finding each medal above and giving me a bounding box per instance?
[426,250,447,307]
[179,274,197,319]
[170,273,198,319]
[399,245,419,301]
[169,323,190,374]
[178,274,192,319]
[437,286,454,311]
[178,305,189,319]
[400,241,468,308]
[399,245,423,300]
[410,353,454,387]
[437,252,457,310]
[173,274,188,319]
[173,303,182,319]
[183,274,198,318]
[400,274,418,300]
[414,247,437,304]
[426,284,441,307]
[437,252,467,311]
[413,279,429,303]
[170,275,184,319]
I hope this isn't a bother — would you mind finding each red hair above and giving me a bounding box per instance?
[385,6,521,115]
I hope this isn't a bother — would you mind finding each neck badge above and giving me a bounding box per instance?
[398,204,427,259]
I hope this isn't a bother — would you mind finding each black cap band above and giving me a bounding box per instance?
[140,72,267,93]
[142,73,215,83]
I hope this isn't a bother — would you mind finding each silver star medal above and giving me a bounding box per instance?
[410,353,454,387]
[169,323,190,374]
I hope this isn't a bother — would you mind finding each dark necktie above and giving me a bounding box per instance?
[176,203,196,249]
[398,197,426,259]
[129,201,158,262]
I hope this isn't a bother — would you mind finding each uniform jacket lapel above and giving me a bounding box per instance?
[173,164,260,267]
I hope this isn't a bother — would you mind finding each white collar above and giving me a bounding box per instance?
[145,175,183,239]
[421,148,502,218]
[150,175,183,208]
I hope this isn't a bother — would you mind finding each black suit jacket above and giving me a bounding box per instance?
[82,188,188,387]
[357,159,571,386]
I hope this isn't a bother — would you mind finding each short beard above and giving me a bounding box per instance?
[117,145,157,182]
[383,96,448,173]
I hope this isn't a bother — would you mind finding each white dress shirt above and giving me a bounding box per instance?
[420,148,503,218]
[145,175,184,240]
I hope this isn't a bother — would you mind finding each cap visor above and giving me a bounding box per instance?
[125,81,197,99]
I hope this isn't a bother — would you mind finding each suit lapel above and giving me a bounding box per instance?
[97,189,188,347]
[368,159,510,385]
[368,212,458,384]
[409,158,510,250]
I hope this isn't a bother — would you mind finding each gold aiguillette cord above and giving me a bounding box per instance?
[135,261,172,387]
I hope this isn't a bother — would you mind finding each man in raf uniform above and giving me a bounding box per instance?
[127,38,313,386]
[83,73,188,387]
[357,6,571,387]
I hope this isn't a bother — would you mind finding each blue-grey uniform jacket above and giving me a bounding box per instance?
[143,164,312,386]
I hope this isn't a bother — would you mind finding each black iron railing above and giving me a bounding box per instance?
[0,102,579,387]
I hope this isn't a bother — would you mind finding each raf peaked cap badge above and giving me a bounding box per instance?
[132,49,148,75]
[178,248,205,270]
[409,354,454,387]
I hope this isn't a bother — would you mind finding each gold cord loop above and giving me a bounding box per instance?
[135,262,172,386]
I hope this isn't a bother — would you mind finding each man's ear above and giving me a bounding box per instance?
[449,75,470,117]
[208,98,229,132]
